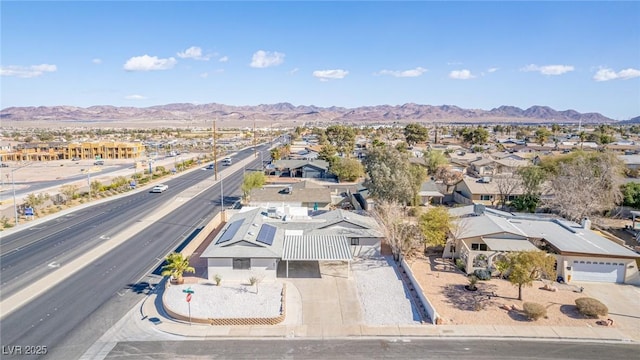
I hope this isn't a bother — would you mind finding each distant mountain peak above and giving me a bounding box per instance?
[0,102,615,124]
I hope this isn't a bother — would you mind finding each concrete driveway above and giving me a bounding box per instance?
[283,261,363,337]
[579,282,640,341]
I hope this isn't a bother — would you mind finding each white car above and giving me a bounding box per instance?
[151,184,169,193]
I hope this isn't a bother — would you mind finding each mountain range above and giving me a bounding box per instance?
[0,103,619,124]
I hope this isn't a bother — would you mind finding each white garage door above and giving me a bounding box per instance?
[572,260,625,283]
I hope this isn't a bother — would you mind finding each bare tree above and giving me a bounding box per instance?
[494,175,521,210]
[543,152,623,222]
[371,200,424,261]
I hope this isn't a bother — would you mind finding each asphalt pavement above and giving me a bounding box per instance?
[0,145,271,360]
[103,339,640,360]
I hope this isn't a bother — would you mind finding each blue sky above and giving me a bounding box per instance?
[1,1,639,120]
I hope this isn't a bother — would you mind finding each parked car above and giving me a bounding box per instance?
[71,157,81,161]
[0,163,9,168]
[94,160,105,165]
[151,184,169,193]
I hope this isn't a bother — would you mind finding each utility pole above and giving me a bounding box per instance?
[254,119,257,158]
[213,118,218,181]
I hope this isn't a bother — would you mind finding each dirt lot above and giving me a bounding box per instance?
[409,255,611,328]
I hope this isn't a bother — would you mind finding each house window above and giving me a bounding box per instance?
[471,243,488,251]
[480,195,493,201]
[350,238,360,246]
[232,258,251,270]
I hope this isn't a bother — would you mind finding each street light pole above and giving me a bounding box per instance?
[11,163,32,227]
[12,170,17,227]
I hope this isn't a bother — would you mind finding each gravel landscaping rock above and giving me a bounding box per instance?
[352,256,422,325]
[165,282,283,319]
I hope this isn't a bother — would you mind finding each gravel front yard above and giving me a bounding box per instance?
[165,282,283,319]
[409,255,601,327]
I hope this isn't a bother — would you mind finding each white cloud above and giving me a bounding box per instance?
[125,94,147,100]
[92,58,102,65]
[521,64,574,75]
[449,69,476,80]
[250,50,285,68]
[218,56,229,63]
[177,46,210,61]
[290,68,299,75]
[0,64,57,78]
[593,67,640,81]
[377,67,427,78]
[312,69,349,81]
[200,72,209,78]
[123,55,177,71]
[487,67,499,73]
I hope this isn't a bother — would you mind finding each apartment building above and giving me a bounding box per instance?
[0,141,145,162]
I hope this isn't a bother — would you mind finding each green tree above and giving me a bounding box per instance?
[318,144,338,162]
[326,125,356,157]
[534,127,551,146]
[270,148,282,161]
[622,182,640,208]
[505,251,555,301]
[161,252,195,283]
[408,164,426,206]
[472,127,490,145]
[363,146,414,205]
[518,166,547,196]
[511,194,540,213]
[395,141,409,153]
[419,206,452,247]
[404,123,429,146]
[241,171,266,201]
[423,149,448,175]
[330,158,365,182]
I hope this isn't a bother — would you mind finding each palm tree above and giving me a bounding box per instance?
[161,252,195,284]
[578,131,587,150]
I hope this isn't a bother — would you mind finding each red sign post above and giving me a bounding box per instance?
[186,293,192,325]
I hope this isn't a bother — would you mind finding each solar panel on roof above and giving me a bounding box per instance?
[256,224,277,246]
[216,220,243,244]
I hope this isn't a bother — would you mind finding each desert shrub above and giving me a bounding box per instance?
[455,258,465,271]
[523,302,547,320]
[474,269,492,280]
[407,207,420,217]
[575,297,608,317]
[214,274,222,286]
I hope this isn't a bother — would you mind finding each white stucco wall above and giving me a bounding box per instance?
[207,257,278,282]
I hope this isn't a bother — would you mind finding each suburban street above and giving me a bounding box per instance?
[0,145,270,360]
[104,339,640,359]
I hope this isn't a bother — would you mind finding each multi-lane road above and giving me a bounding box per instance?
[0,144,270,360]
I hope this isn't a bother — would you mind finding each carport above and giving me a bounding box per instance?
[282,235,353,278]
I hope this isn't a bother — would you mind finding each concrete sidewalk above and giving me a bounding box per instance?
[126,280,635,343]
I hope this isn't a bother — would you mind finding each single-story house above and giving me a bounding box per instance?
[418,180,444,205]
[267,159,330,179]
[453,176,524,206]
[444,205,640,284]
[201,208,384,281]
[248,180,332,210]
